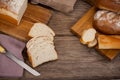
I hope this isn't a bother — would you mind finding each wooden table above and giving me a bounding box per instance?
[1,0,120,80]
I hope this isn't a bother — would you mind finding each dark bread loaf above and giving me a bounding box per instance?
[93,10,120,34]
[95,0,120,13]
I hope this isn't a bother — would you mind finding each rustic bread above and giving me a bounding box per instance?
[0,0,27,25]
[98,35,120,49]
[95,0,120,13]
[93,10,120,34]
[28,23,55,38]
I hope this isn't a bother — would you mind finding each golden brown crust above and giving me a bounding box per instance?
[95,0,120,13]
[98,35,120,49]
[0,13,18,25]
[27,51,35,67]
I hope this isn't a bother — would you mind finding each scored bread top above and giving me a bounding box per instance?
[93,10,120,34]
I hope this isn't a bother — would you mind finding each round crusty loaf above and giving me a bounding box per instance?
[95,0,120,13]
[93,10,120,34]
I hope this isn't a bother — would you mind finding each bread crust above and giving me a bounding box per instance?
[95,0,120,13]
[98,35,120,49]
[93,10,120,34]
[0,0,27,25]
[0,13,18,25]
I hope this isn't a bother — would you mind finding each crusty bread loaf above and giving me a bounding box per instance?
[28,23,55,38]
[93,10,120,34]
[27,23,57,67]
[0,0,27,25]
[95,0,120,13]
[98,35,120,49]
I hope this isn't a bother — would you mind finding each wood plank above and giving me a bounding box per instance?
[0,4,52,42]
[24,36,120,79]
[71,7,120,60]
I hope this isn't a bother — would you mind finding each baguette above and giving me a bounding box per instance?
[98,35,120,49]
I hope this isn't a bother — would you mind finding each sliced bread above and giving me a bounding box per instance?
[27,23,57,67]
[28,23,55,38]
[26,36,54,49]
[27,42,57,67]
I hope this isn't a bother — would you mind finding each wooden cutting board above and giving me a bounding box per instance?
[71,7,120,60]
[0,4,52,42]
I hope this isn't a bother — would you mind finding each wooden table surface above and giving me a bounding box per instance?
[1,0,120,80]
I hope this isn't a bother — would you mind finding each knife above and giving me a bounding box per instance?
[0,44,40,76]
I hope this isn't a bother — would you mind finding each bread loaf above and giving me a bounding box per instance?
[95,0,120,13]
[0,0,27,25]
[93,10,120,34]
[98,35,120,49]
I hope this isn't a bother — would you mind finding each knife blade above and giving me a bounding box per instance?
[0,44,40,76]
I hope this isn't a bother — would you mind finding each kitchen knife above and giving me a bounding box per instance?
[0,44,40,76]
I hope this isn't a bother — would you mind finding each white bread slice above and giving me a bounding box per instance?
[28,23,55,38]
[98,35,120,49]
[81,28,96,43]
[0,0,27,25]
[26,36,54,49]
[80,38,87,45]
[88,38,97,48]
[27,43,58,67]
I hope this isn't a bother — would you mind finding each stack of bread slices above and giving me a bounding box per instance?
[26,23,58,67]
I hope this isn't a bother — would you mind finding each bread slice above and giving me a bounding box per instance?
[81,28,96,43]
[0,0,27,25]
[88,38,97,47]
[27,42,58,67]
[26,36,54,49]
[28,23,55,38]
[27,22,57,67]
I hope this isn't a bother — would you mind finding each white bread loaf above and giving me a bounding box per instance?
[0,0,27,25]
[28,23,55,38]
[98,35,120,49]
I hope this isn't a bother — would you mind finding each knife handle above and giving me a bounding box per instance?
[0,45,6,53]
